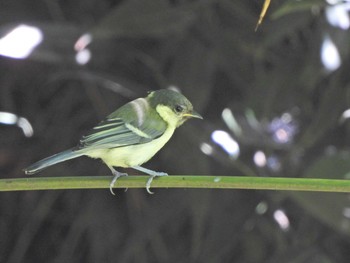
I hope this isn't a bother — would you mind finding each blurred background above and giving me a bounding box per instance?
[1,0,350,262]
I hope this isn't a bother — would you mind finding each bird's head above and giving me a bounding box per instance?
[148,89,203,127]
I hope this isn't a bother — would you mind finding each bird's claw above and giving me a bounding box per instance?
[109,172,128,195]
[146,172,168,194]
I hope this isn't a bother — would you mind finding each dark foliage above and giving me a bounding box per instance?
[1,0,350,262]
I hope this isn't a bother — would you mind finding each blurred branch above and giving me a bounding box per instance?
[1,176,350,193]
[255,0,271,31]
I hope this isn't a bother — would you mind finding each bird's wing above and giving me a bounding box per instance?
[78,103,167,150]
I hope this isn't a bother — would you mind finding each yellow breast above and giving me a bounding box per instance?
[86,125,175,168]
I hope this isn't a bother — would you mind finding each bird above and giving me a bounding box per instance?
[24,89,203,194]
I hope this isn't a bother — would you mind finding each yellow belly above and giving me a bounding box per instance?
[85,126,175,168]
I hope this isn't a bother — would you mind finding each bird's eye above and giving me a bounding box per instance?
[174,105,184,113]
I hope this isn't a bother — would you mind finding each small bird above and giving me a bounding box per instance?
[24,89,202,194]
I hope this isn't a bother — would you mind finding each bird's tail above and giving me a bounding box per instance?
[24,148,83,175]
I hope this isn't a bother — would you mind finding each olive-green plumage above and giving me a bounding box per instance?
[24,89,202,194]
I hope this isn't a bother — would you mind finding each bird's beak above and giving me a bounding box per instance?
[183,111,203,119]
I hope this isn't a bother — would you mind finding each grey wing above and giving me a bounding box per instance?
[78,117,165,150]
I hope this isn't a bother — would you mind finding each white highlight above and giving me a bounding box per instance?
[326,0,341,4]
[340,108,350,123]
[0,24,43,59]
[0,111,33,137]
[0,111,17,124]
[326,3,350,30]
[74,33,92,51]
[254,151,267,167]
[275,129,288,143]
[75,49,91,65]
[321,36,341,71]
[74,33,93,65]
[214,177,221,182]
[211,130,240,158]
[200,142,213,155]
[273,209,290,230]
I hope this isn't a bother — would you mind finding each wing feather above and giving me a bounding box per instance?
[78,102,166,150]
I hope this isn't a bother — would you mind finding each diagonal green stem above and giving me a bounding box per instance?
[0,176,350,193]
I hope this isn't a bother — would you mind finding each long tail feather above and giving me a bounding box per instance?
[24,149,83,175]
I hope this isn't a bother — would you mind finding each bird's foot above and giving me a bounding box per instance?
[109,171,128,195]
[146,172,168,194]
